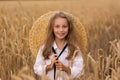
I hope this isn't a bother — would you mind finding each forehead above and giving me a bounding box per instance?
[53,17,68,24]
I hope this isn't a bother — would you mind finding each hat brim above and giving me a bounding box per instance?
[29,11,87,56]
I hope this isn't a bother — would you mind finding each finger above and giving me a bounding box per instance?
[59,68,62,71]
[55,62,62,67]
[52,55,57,61]
[55,56,57,60]
[53,54,57,57]
[55,60,61,63]
[56,60,63,66]
[56,67,63,71]
[51,57,57,64]
[55,64,61,67]
[55,62,59,66]
[51,54,57,58]
[56,65,62,68]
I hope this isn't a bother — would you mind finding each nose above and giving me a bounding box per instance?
[59,26,63,31]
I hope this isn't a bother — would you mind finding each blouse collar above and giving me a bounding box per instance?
[53,41,68,52]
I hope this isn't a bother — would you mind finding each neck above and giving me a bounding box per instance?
[55,38,66,50]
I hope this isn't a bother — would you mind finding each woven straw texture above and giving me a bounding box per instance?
[29,11,87,56]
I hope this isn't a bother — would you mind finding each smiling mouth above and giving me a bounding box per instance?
[58,33,64,36]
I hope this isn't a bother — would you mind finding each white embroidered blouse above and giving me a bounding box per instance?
[34,42,83,80]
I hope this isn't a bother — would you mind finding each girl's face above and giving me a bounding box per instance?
[53,17,69,40]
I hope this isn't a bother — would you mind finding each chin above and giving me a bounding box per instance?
[59,37,66,40]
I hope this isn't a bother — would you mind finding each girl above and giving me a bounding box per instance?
[34,12,83,80]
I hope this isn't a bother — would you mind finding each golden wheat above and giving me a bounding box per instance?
[0,0,120,80]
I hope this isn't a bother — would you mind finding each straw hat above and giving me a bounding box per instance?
[29,11,87,57]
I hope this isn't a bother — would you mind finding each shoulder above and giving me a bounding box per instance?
[37,44,45,56]
[38,44,45,52]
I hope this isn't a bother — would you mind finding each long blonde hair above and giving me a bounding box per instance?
[42,12,79,60]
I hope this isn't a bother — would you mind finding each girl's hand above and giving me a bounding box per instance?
[55,60,71,75]
[51,54,58,65]
[46,54,57,73]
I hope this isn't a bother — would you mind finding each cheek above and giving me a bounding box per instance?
[53,27,57,35]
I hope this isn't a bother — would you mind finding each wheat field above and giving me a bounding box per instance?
[0,0,120,80]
